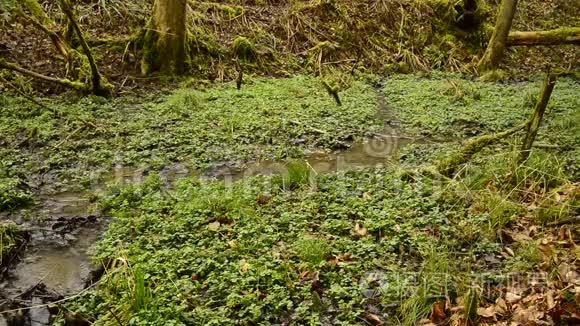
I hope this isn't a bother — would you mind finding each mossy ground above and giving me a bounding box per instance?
[384,73,579,138]
[385,73,579,178]
[0,177,32,211]
[61,152,578,324]
[60,169,478,325]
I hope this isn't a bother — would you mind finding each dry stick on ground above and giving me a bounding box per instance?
[0,58,89,92]
[519,73,558,163]
[507,27,580,46]
[59,0,111,97]
[0,282,99,315]
[548,216,580,226]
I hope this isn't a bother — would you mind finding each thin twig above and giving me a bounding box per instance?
[53,125,85,149]
[106,305,124,326]
[548,216,580,226]
[0,76,56,114]
[0,282,98,315]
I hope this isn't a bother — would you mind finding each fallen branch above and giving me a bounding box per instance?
[533,143,563,149]
[286,119,327,135]
[0,75,56,114]
[548,216,580,226]
[16,9,70,62]
[0,58,89,92]
[519,73,558,162]
[0,281,99,315]
[60,0,111,97]
[87,35,137,47]
[436,123,526,176]
[507,27,580,46]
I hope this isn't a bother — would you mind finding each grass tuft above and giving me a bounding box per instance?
[294,236,330,267]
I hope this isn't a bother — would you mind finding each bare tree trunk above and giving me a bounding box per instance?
[141,0,188,75]
[507,28,580,46]
[60,0,111,97]
[519,74,558,162]
[478,0,518,72]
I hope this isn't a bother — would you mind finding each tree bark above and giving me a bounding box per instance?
[519,74,558,163]
[60,0,111,97]
[141,0,188,75]
[478,0,518,72]
[507,28,580,46]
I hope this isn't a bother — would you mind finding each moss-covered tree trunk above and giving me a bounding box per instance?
[507,28,580,46]
[141,0,188,75]
[478,0,518,72]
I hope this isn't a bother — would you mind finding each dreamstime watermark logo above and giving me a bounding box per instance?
[94,128,448,196]
[358,270,551,305]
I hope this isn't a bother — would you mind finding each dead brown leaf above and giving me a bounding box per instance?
[430,300,448,323]
[495,298,508,315]
[546,290,557,310]
[477,306,496,319]
[208,221,220,231]
[363,312,384,326]
[506,292,522,304]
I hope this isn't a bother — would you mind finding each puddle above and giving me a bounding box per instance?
[2,226,100,297]
[208,130,420,182]
[37,192,93,219]
[0,224,103,326]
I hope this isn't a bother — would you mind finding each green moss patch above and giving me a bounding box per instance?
[0,177,33,210]
[0,221,26,267]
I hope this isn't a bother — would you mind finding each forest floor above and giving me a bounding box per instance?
[0,0,579,325]
[0,73,578,325]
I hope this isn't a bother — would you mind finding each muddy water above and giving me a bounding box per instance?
[0,191,103,325]
[209,131,418,183]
